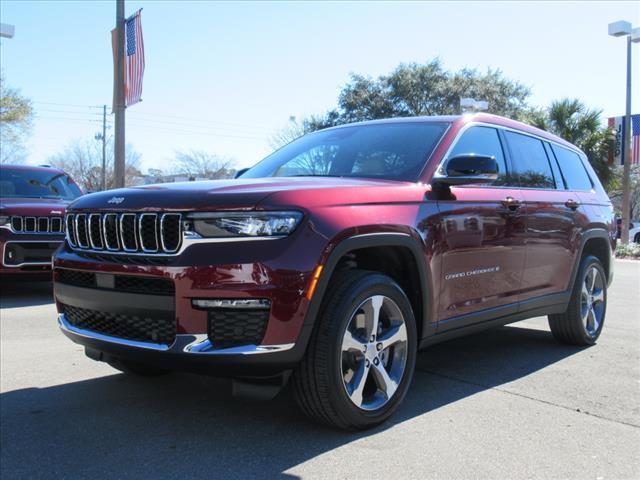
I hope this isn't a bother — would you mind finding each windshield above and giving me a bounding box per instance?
[0,168,82,200]
[241,122,449,182]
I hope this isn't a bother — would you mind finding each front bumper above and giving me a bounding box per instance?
[0,230,63,274]
[52,224,328,375]
[58,312,307,376]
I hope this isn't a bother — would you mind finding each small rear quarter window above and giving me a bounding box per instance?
[551,145,593,191]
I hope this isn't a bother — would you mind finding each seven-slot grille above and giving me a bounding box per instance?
[65,213,182,255]
[10,216,64,234]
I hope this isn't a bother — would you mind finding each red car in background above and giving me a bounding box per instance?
[0,164,82,277]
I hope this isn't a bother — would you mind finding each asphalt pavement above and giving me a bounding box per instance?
[1,261,639,479]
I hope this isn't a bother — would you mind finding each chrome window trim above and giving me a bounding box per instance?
[433,121,586,184]
[102,213,120,251]
[2,240,62,268]
[138,213,159,253]
[88,213,104,250]
[119,213,138,252]
[160,213,182,253]
[58,314,294,355]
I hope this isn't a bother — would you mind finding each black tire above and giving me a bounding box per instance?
[548,255,607,345]
[634,233,640,244]
[108,359,170,376]
[291,269,417,430]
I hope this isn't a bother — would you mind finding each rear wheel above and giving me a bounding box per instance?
[292,269,417,430]
[634,233,640,244]
[549,255,607,345]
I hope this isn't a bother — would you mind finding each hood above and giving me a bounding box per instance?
[67,177,424,212]
[0,197,69,216]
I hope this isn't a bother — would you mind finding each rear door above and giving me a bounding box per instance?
[435,126,526,329]
[503,131,580,303]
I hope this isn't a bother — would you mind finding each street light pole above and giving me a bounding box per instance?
[621,35,633,245]
[608,20,639,245]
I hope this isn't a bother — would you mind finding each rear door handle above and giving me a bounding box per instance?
[501,196,522,211]
[565,199,580,210]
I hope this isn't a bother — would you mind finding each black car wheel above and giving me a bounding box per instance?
[292,269,417,430]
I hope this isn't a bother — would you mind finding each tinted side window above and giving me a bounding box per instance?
[551,145,593,191]
[449,127,508,184]
[504,131,555,188]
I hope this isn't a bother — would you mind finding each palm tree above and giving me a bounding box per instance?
[522,98,614,186]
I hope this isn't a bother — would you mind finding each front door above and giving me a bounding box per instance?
[434,126,527,329]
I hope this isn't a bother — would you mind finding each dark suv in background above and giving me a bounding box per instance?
[53,113,615,430]
[1,165,82,277]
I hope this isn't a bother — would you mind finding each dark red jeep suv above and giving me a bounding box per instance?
[1,164,82,277]
[53,114,615,429]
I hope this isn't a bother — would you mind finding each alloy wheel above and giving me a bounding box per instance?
[340,295,408,411]
[580,266,605,337]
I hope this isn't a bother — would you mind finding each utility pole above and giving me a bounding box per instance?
[114,0,126,188]
[101,104,107,190]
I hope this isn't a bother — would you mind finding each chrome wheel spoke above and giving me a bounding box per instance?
[366,295,384,340]
[371,362,398,400]
[341,294,408,411]
[349,360,370,407]
[586,268,597,293]
[592,288,604,305]
[343,329,366,353]
[378,323,407,351]
[587,307,597,330]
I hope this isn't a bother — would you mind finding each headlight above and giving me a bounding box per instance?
[185,211,303,238]
[0,216,10,227]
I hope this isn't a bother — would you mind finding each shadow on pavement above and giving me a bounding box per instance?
[0,324,587,479]
[0,279,54,309]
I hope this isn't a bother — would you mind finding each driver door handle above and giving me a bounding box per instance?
[501,196,522,211]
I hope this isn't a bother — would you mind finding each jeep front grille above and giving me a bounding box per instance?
[10,215,64,234]
[65,213,182,255]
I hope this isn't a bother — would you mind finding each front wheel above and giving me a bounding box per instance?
[292,270,417,430]
[548,255,607,345]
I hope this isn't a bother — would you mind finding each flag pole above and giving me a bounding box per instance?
[114,0,126,189]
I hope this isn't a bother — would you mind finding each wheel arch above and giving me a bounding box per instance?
[572,229,614,288]
[303,232,434,342]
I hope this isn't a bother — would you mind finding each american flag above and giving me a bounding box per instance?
[112,10,145,109]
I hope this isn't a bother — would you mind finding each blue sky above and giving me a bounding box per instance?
[1,0,639,171]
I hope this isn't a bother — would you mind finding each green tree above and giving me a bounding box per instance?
[524,98,614,186]
[297,59,531,134]
[0,72,34,163]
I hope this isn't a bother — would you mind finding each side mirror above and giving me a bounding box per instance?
[234,168,249,179]
[434,154,499,186]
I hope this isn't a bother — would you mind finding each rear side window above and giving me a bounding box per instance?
[551,145,593,191]
[449,126,508,180]
[504,131,555,189]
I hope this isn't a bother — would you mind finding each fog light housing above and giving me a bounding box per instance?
[192,299,271,310]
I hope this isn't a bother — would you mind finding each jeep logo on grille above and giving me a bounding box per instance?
[107,196,125,205]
